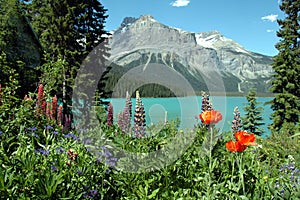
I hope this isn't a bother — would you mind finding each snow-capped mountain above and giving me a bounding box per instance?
[108,15,274,94]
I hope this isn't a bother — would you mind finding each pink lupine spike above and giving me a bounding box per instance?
[37,84,45,113]
[42,100,47,114]
[46,102,51,119]
[107,103,114,126]
[37,84,44,102]
[57,105,63,126]
[51,95,58,120]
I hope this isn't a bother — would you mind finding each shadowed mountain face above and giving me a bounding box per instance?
[108,15,274,95]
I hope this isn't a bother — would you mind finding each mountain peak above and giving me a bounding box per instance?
[135,14,158,24]
[120,17,138,27]
[115,15,158,34]
[138,14,155,20]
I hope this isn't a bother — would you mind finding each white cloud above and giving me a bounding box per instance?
[170,0,190,7]
[261,14,278,22]
[267,29,274,33]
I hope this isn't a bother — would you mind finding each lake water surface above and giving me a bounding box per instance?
[109,96,273,136]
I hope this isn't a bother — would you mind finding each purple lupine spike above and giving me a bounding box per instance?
[201,91,212,112]
[107,103,114,126]
[117,94,132,134]
[117,112,124,133]
[232,106,241,133]
[122,105,131,133]
[126,91,132,118]
[64,114,71,131]
[134,91,146,138]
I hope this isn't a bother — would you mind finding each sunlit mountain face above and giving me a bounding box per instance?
[107,15,273,95]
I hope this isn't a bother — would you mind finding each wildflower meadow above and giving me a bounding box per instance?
[0,83,299,199]
[1,0,299,199]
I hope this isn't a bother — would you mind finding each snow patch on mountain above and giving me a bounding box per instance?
[195,31,249,54]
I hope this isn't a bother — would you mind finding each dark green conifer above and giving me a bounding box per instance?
[269,0,300,133]
[242,88,265,136]
[25,0,110,116]
[0,0,40,95]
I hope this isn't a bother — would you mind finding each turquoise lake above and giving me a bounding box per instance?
[108,96,273,136]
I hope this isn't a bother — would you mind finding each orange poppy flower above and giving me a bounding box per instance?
[225,140,247,152]
[234,131,257,146]
[199,110,222,124]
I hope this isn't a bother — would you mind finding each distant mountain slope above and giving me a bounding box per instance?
[107,15,274,95]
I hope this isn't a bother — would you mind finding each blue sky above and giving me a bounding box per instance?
[101,0,284,56]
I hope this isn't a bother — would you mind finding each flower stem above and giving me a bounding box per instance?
[238,153,245,194]
[207,125,214,196]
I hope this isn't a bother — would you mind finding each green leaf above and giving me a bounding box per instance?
[148,188,160,199]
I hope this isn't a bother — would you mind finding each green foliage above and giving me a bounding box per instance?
[37,59,65,95]
[258,131,300,199]
[1,79,300,198]
[0,81,112,199]
[0,0,40,96]
[270,0,300,133]
[242,88,265,136]
[0,62,23,136]
[0,0,42,67]
[23,0,111,114]
[1,1,300,198]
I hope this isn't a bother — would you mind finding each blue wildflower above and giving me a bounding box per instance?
[51,165,58,172]
[76,169,83,176]
[82,137,91,145]
[45,125,53,130]
[288,163,295,170]
[106,157,118,168]
[95,157,102,164]
[83,189,98,199]
[52,131,58,135]
[101,146,113,158]
[64,133,78,140]
[0,131,2,136]
[55,147,65,154]
[90,190,97,196]
[35,148,50,156]
[31,127,37,132]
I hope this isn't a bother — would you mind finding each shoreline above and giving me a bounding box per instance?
[107,92,275,99]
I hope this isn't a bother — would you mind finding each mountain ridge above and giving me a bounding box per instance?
[107,15,274,95]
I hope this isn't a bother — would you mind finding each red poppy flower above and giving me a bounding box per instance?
[199,110,223,124]
[234,131,257,146]
[225,140,247,152]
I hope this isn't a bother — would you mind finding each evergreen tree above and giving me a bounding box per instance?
[242,88,265,136]
[269,0,300,133]
[25,0,110,114]
[0,0,41,95]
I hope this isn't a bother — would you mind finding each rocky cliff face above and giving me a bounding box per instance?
[108,15,273,94]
